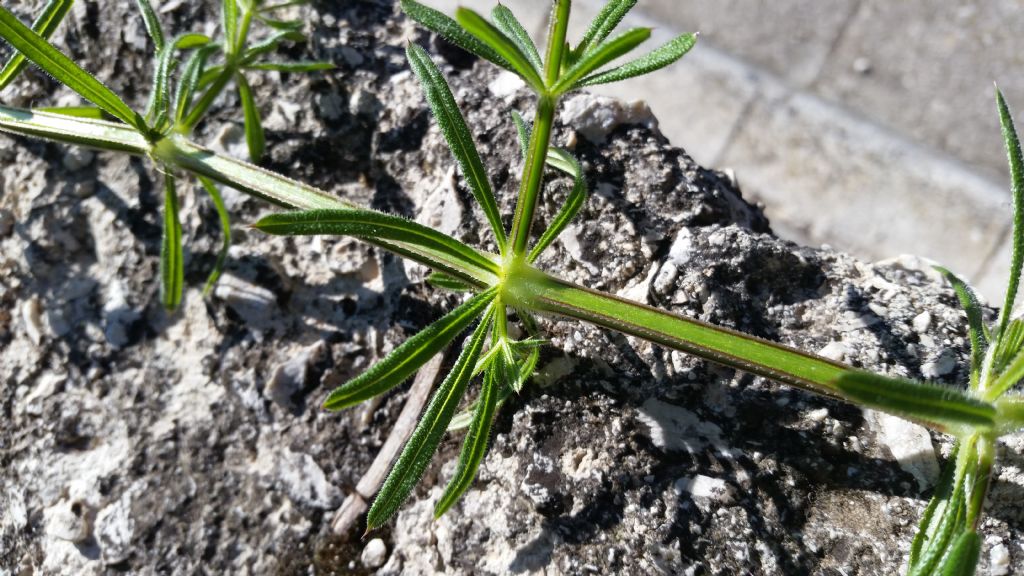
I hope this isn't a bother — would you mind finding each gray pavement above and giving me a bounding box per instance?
[423,0,1020,302]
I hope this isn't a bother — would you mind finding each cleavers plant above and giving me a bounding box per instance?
[0,0,332,310]
[1,0,1023,572]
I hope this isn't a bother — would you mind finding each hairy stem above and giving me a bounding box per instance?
[508,95,556,257]
[544,0,571,86]
[505,268,854,400]
[966,435,996,529]
[181,67,233,131]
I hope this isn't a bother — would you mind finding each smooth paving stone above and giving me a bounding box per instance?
[631,0,858,87]
[974,229,1015,308]
[719,90,1009,301]
[815,0,1024,183]
[574,3,759,167]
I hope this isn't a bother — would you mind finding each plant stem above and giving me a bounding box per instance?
[506,268,854,400]
[181,67,233,131]
[507,0,571,259]
[235,8,253,56]
[544,0,571,86]
[508,95,556,258]
[182,6,252,133]
[152,135,500,287]
[966,435,996,529]
[0,105,149,153]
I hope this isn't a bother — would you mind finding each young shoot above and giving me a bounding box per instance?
[0,0,333,309]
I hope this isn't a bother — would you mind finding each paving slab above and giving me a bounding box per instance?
[635,0,859,87]
[975,231,1015,308]
[815,0,1024,183]
[719,88,1010,296]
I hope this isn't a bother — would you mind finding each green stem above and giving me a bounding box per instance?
[544,0,571,86]
[508,95,556,257]
[181,66,233,131]
[0,105,149,154]
[235,8,253,56]
[151,134,499,287]
[966,435,996,529]
[506,267,852,400]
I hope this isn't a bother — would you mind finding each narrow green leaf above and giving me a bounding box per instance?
[455,7,545,91]
[528,152,587,262]
[512,109,529,161]
[174,45,216,124]
[35,105,103,119]
[574,0,636,58]
[400,0,508,69]
[321,288,496,410]
[427,271,472,292]
[242,31,287,63]
[514,344,540,393]
[576,32,697,88]
[0,0,74,91]
[198,176,232,295]
[937,531,980,576]
[150,135,498,287]
[934,265,988,384]
[407,43,507,253]
[160,172,185,310]
[552,27,650,94]
[148,33,211,127]
[910,476,968,576]
[0,6,147,133]
[835,371,995,433]
[512,110,583,174]
[181,67,232,131]
[996,87,1024,347]
[365,308,494,530]
[177,34,211,50]
[491,4,541,71]
[987,346,1024,399]
[992,318,1024,376]
[253,14,304,33]
[245,60,334,73]
[252,208,499,277]
[910,442,960,567]
[222,0,239,54]
[448,375,515,432]
[195,63,226,91]
[995,394,1024,434]
[435,360,502,517]
[0,104,148,153]
[134,0,165,52]
[235,72,265,161]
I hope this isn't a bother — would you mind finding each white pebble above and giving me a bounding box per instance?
[361,538,388,568]
[989,542,1009,576]
[817,341,848,361]
[912,311,932,334]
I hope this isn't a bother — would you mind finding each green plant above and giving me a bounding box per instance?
[0,0,332,309]
[1,0,1023,572]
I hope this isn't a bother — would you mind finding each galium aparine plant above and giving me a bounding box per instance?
[1,0,1023,572]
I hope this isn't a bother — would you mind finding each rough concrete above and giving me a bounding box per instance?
[0,1,1023,575]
